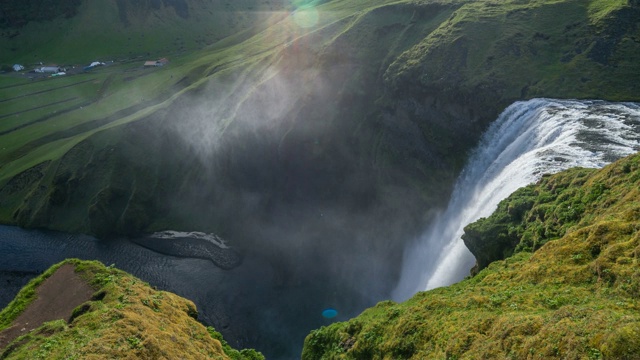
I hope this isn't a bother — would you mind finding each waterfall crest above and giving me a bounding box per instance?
[393,98,640,302]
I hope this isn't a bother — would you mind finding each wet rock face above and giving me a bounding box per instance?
[391,93,496,158]
[131,232,242,270]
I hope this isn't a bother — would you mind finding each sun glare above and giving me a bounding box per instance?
[290,0,320,28]
[292,8,320,28]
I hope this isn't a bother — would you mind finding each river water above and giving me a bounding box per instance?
[0,226,370,359]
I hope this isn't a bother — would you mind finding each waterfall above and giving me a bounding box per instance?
[393,98,640,302]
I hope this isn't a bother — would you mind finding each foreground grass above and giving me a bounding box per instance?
[0,259,263,360]
[302,153,640,359]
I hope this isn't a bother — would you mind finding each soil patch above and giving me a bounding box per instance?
[0,264,94,350]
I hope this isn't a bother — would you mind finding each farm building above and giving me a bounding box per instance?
[36,66,62,73]
[144,58,170,67]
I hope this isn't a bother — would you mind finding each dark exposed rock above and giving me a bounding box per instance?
[0,0,82,29]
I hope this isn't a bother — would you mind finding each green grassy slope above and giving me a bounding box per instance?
[1,1,639,357]
[0,0,638,291]
[385,0,640,102]
[302,151,640,360]
[0,0,461,238]
[463,145,640,272]
[0,259,263,359]
[0,0,290,64]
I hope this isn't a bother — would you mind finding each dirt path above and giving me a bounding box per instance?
[0,264,94,350]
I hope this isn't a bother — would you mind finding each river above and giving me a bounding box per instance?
[0,226,371,359]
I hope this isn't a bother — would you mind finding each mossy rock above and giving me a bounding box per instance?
[0,259,264,360]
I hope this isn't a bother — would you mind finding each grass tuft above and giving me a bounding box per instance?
[0,259,262,359]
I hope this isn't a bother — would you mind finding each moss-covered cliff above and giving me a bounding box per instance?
[1,0,639,338]
[0,259,263,359]
[1,0,638,240]
[463,149,640,272]
[0,0,638,279]
[0,0,290,64]
[302,152,640,359]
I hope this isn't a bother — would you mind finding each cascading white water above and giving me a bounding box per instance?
[393,98,640,302]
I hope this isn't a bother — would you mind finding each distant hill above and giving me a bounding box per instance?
[0,0,82,28]
[0,0,289,64]
[0,259,263,359]
[1,0,638,237]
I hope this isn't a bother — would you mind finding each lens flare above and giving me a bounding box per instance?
[322,308,338,319]
[292,7,319,28]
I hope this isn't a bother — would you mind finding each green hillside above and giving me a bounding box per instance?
[0,2,638,347]
[0,1,638,323]
[302,151,640,360]
[0,0,637,242]
[0,259,263,359]
[1,0,639,358]
[0,0,289,64]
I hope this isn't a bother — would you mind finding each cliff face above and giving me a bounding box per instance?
[464,151,640,272]
[3,0,637,235]
[463,150,639,269]
[462,168,593,271]
[0,0,639,305]
[0,259,263,359]
[302,152,640,359]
